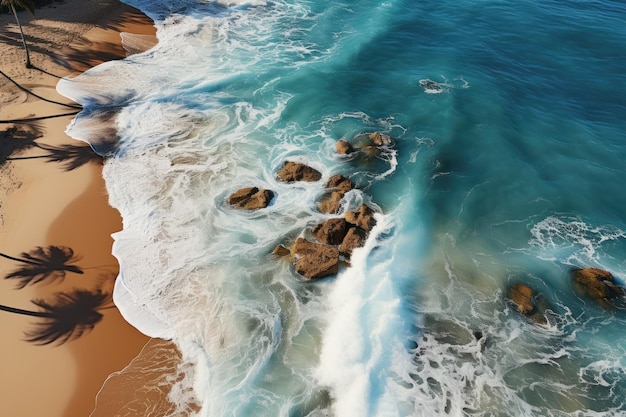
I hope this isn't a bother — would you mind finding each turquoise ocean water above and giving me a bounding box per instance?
[58,0,626,415]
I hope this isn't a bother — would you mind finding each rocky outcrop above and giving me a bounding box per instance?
[318,174,354,214]
[572,267,625,308]
[339,226,368,257]
[345,204,377,231]
[291,238,339,280]
[311,218,349,246]
[228,187,274,210]
[276,161,322,183]
[272,244,291,258]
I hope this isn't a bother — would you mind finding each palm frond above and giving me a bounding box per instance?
[25,289,112,345]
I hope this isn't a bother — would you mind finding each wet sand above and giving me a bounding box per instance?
[1,1,179,416]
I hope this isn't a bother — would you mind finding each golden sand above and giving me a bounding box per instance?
[1,1,180,416]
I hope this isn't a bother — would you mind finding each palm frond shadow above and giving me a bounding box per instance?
[1,246,84,289]
[26,289,112,345]
[0,124,42,164]
[0,289,112,345]
[8,142,103,171]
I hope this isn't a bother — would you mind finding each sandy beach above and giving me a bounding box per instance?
[0,1,179,416]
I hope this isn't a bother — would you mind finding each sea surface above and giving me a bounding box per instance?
[58,0,626,416]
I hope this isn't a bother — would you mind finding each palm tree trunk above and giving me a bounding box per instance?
[0,303,50,318]
[9,3,32,68]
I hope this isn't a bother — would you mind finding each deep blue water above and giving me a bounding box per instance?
[59,0,626,415]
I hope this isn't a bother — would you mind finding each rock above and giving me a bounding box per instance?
[572,267,624,300]
[272,244,291,258]
[228,187,274,210]
[311,218,349,246]
[419,79,444,94]
[325,174,353,193]
[354,132,395,148]
[339,227,368,257]
[336,139,355,155]
[318,175,354,214]
[291,238,339,280]
[276,161,322,183]
[507,284,536,315]
[345,204,377,231]
[318,191,344,214]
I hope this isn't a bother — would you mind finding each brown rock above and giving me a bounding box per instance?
[325,174,353,193]
[507,284,536,315]
[312,218,349,246]
[291,238,339,280]
[272,244,291,258]
[354,132,395,148]
[336,139,355,155]
[368,132,394,147]
[572,267,624,300]
[228,187,274,210]
[339,227,368,258]
[318,191,344,214]
[345,204,377,231]
[276,161,322,183]
[318,175,354,214]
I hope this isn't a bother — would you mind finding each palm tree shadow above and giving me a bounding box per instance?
[0,124,43,163]
[1,245,85,289]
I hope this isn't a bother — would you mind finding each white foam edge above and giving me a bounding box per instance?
[113,271,173,339]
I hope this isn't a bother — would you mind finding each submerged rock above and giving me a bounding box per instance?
[419,79,444,94]
[506,283,550,325]
[228,187,274,210]
[572,267,625,307]
[291,238,339,280]
[276,161,322,183]
[353,131,395,148]
[507,284,537,315]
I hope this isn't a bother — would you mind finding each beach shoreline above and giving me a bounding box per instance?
[0,1,175,416]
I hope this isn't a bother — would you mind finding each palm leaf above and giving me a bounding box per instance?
[25,289,111,345]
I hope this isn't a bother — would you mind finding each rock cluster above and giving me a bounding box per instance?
[228,132,394,281]
[506,267,626,325]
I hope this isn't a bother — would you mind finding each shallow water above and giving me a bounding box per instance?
[58,0,626,415]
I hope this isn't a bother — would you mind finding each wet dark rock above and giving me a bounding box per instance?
[276,161,322,183]
[311,218,349,246]
[419,79,444,94]
[291,238,339,280]
[345,204,377,232]
[339,227,368,258]
[335,139,355,155]
[228,187,274,210]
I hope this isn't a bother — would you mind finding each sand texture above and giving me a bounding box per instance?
[1,1,178,416]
